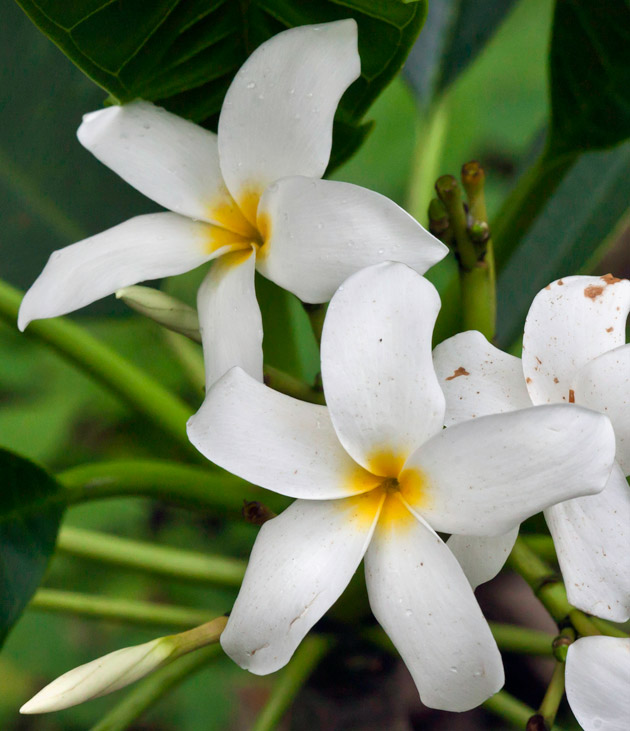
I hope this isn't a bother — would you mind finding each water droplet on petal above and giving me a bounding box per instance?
[449,666,458,674]
[316,222,323,230]
[377,248,384,255]
[246,81,256,89]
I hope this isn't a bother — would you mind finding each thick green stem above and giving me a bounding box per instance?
[29,589,218,629]
[492,149,576,271]
[252,635,332,731]
[523,534,558,563]
[538,661,566,729]
[57,526,246,588]
[0,279,195,454]
[58,459,289,516]
[484,691,565,730]
[90,644,223,731]
[302,303,327,348]
[460,250,496,340]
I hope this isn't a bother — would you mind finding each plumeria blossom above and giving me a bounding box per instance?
[17,19,446,387]
[187,262,615,712]
[565,636,630,731]
[433,275,630,620]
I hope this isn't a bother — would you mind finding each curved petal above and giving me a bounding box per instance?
[197,249,263,389]
[403,405,616,536]
[566,636,630,731]
[433,331,531,426]
[18,213,240,330]
[78,101,254,236]
[257,177,447,303]
[320,263,445,475]
[218,19,360,222]
[447,527,519,589]
[221,495,382,674]
[545,462,630,622]
[522,275,630,404]
[573,343,630,475]
[365,505,503,711]
[187,367,380,500]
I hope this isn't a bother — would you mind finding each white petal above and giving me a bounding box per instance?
[433,331,531,425]
[365,505,503,711]
[18,213,242,330]
[447,527,519,589]
[20,637,173,713]
[545,461,630,622]
[320,263,445,475]
[522,275,630,404]
[257,177,447,303]
[78,101,255,236]
[403,405,615,536]
[197,249,263,389]
[187,367,380,500]
[221,495,381,674]
[217,20,360,223]
[566,636,630,731]
[573,344,630,475]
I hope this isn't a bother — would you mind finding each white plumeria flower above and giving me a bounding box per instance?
[18,19,446,387]
[433,275,630,620]
[187,262,615,712]
[565,636,630,730]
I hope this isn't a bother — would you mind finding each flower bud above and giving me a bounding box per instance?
[116,286,201,342]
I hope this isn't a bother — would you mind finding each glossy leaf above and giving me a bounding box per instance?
[15,0,427,170]
[0,448,65,647]
[496,139,630,347]
[548,0,630,156]
[404,0,517,104]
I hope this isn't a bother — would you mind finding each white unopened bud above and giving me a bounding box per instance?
[116,285,201,342]
[20,616,227,714]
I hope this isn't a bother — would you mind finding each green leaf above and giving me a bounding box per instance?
[548,0,630,156]
[0,448,65,647]
[404,0,518,105]
[15,0,427,170]
[496,140,630,347]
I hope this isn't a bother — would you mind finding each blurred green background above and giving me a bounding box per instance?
[1,0,626,728]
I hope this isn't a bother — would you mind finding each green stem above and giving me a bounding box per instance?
[492,149,576,271]
[538,661,566,729]
[29,589,218,629]
[589,616,629,639]
[252,635,332,731]
[265,365,325,405]
[57,526,246,588]
[523,534,558,563]
[90,644,223,731]
[302,303,327,348]
[460,246,496,341]
[0,279,195,454]
[483,691,565,730]
[58,459,289,516]
[163,330,206,394]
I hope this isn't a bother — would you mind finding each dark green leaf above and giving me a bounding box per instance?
[548,0,630,156]
[496,140,630,347]
[404,0,517,104]
[15,0,427,169]
[0,448,65,647]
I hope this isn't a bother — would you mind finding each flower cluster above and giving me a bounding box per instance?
[18,17,629,731]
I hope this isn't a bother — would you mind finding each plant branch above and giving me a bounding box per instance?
[29,589,218,629]
[58,459,289,516]
[0,278,195,454]
[57,526,246,588]
[483,690,565,730]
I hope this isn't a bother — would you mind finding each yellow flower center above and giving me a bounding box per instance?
[344,450,429,531]
[205,189,271,258]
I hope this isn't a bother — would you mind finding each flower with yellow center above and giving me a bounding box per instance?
[188,262,615,712]
[17,19,446,387]
[434,275,630,621]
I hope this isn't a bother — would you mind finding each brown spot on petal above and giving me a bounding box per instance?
[536,356,542,365]
[584,285,604,299]
[526,377,532,384]
[446,367,470,380]
[557,279,564,285]
[544,284,551,290]
[606,327,614,333]
[569,389,575,403]
[553,377,559,383]
[601,273,622,285]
